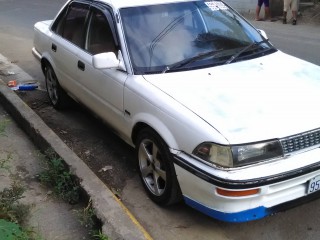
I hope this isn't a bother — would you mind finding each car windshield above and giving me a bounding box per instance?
[120,0,275,74]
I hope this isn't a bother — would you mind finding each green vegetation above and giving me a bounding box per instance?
[94,231,110,240]
[0,219,42,240]
[0,181,28,223]
[0,152,11,171]
[0,119,107,240]
[38,150,80,204]
[75,200,109,240]
[0,156,40,239]
[0,120,42,240]
[39,150,109,239]
[0,219,27,240]
[0,119,9,136]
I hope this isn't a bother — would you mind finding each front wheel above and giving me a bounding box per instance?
[136,128,182,206]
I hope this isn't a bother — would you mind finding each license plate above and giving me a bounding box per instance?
[308,175,320,194]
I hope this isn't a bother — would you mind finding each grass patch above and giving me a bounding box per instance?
[0,219,43,240]
[0,181,29,223]
[0,153,12,172]
[0,153,41,240]
[75,199,109,240]
[0,119,9,136]
[93,231,110,240]
[0,219,27,240]
[0,152,28,224]
[38,151,80,204]
[38,150,109,239]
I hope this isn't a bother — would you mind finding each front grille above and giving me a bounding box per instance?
[280,129,320,155]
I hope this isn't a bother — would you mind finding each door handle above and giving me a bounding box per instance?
[51,43,57,52]
[77,60,85,71]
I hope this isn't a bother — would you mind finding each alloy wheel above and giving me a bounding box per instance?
[138,139,167,196]
[46,67,59,105]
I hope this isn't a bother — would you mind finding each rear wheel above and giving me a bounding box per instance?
[45,64,70,109]
[136,128,182,205]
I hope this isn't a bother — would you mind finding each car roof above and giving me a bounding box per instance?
[95,0,204,9]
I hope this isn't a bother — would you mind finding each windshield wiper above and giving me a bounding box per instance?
[163,49,224,73]
[225,39,269,64]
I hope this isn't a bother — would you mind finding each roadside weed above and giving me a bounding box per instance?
[0,219,43,240]
[0,120,11,171]
[0,152,12,172]
[94,231,110,240]
[75,199,109,240]
[38,149,109,239]
[0,152,28,224]
[38,151,80,204]
[0,119,9,136]
[0,181,28,223]
[0,219,28,240]
[76,199,96,229]
[0,151,40,239]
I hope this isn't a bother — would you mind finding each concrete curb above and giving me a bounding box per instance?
[0,79,151,240]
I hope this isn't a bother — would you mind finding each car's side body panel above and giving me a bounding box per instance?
[74,50,129,133]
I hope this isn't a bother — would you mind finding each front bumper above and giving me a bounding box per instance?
[183,189,320,222]
[173,148,320,222]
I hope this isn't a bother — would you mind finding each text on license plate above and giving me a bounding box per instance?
[308,175,320,194]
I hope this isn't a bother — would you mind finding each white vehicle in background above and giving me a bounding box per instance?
[33,0,320,222]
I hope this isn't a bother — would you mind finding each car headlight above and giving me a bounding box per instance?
[192,140,283,167]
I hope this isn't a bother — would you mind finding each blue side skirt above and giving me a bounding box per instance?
[184,196,270,223]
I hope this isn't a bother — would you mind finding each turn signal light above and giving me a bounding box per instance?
[216,188,260,197]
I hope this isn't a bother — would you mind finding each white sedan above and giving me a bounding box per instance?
[32,0,320,222]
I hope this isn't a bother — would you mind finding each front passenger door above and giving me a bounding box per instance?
[77,6,128,133]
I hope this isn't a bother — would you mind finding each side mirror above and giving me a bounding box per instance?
[257,29,268,40]
[92,52,119,69]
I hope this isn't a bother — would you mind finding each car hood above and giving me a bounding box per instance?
[143,51,320,144]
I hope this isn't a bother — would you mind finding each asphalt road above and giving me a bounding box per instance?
[0,0,66,89]
[1,1,320,240]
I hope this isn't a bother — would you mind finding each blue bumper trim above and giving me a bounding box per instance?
[184,196,269,223]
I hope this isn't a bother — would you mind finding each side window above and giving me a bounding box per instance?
[86,9,117,55]
[53,2,89,47]
[51,7,68,35]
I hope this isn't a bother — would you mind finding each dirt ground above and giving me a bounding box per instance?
[16,90,138,198]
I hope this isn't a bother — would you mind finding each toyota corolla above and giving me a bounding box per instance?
[32,0,320,222]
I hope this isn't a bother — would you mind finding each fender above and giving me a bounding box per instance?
[41,52,56,73]
[131,112,179,151]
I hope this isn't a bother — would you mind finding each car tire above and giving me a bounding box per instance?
[45,64,70,109]
[136,128,182,206]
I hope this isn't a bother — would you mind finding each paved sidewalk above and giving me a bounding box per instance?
[0,104,90,240]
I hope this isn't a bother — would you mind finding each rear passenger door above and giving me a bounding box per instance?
[50,1,90,95]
